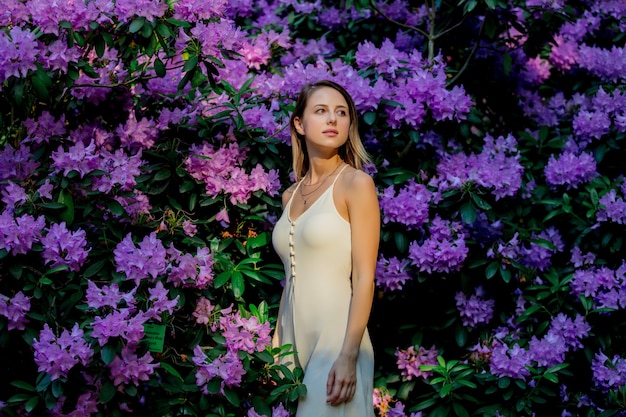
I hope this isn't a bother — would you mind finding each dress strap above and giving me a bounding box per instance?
[331,164,349,186]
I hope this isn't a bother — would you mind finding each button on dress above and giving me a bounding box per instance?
[272,166,375,416]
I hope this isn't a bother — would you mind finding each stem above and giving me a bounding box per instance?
[447,14,486,86]
[369,0,430,39]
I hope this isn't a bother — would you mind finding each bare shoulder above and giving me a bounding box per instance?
[281,183,298,208]
[341,167,376,194]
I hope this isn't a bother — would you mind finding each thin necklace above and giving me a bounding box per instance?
[299,161,343,205]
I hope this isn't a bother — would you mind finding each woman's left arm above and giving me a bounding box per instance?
[326,170,380,406]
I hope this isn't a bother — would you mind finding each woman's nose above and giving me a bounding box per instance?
[327,112,336,124]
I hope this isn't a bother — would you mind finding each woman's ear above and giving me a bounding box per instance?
[294,116,305,136]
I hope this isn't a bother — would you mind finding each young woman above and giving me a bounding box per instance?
[272,80,380,416]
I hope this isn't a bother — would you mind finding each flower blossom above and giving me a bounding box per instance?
[0,291,31,331]
[544,151,597,189]
[408,217,468,274]
[379,179,431,228]
[108,345,158,387]
[375,256,412,291]
[456,287,495,328]
[193,346,246,394]
[396,345,438,380]
[40,222,90,272]
[33,323,94,381]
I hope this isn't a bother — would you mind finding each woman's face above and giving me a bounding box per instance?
[294,86,351,152]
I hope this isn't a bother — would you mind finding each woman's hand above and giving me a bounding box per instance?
[326,353,357,406]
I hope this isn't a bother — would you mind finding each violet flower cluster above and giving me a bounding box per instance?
[32,323,94,381]
[396,345,439,380]
[408,216,468,274]
[40,222,90,272]
[597,182,626,225]
[0,291,31,331]
[379,179,431,228]
[429,134,524,200]
[375,256,413,292]
[592,351,626,391]
[570,263,626,311]
[455,287,495,328]
[185,141,280,210]
[544,151,598,189]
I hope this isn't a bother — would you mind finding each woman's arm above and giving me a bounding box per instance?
[326,170,380,405]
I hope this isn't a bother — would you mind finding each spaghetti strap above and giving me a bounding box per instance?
[331,164,349,186]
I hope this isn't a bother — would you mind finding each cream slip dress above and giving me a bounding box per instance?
[272,165,375,417]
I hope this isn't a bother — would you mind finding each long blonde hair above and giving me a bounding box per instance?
[289,80,370,181]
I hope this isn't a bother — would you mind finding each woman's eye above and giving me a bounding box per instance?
[315,109,325,114]
[338,110,347,116]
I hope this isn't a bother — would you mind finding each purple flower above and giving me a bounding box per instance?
[113,0,167,22]
[114,233,168,285]
[193,346,246,394]
[0,144,40,182]
[182,220,197,237]
[408,217,468,274]
[220,311,272,354]
[545,151,597,189]
[396,345,438,380]
[455,287,495,328]
[375,256,412,291]
[168,246,215,288]
[114,192,153,220]
[172,0,228,22]
[51,140,100,178]
[379,179,431,228]
[92,149,144,194]
[528,333,567,368]
[1,181,28,209]
[520,226,564,271]
[41,222,90,272]
[33,323,93,381]
[116,114,159,151]
[0,210,45,255]
[108,345,158,387]
[573,109,611,140]
[0,26,39,83]
[192,296,216,327]
[0,291,31,331]
[591,351,626,390]
[597,189,626,224]
[91,309,147,346]
[86,280,137,310]
[144,281,179,322]
[23,111,67,144]
[489,341,531,380]
[429,134,523,200]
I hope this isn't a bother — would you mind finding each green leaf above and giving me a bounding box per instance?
[57,189,75,225]
[363,111,376,125]
[99,380,116,404]
[232,270,245,298]
[129,17,146,33]
[10,381,35,392]
[223,387,240,406]
[485,261,499,279]
[84,259,106,278]
[101,344,117,364]
[160,362,184,381]
[25,396,40,413]
[460,201,477,224]
[154,57,166,77]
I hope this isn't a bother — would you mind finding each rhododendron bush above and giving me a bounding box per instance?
[1,0,625,416]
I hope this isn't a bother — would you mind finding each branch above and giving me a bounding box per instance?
[446,14,486,86]
[369,0,430,39]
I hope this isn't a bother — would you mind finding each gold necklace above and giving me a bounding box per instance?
[299,162,343,205]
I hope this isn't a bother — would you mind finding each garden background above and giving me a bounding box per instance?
[1,0,626,416]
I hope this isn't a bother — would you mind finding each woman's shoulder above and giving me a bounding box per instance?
[340,166,376,192]
[281,182,298,208]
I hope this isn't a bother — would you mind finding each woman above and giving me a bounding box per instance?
[272,80,380,416]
